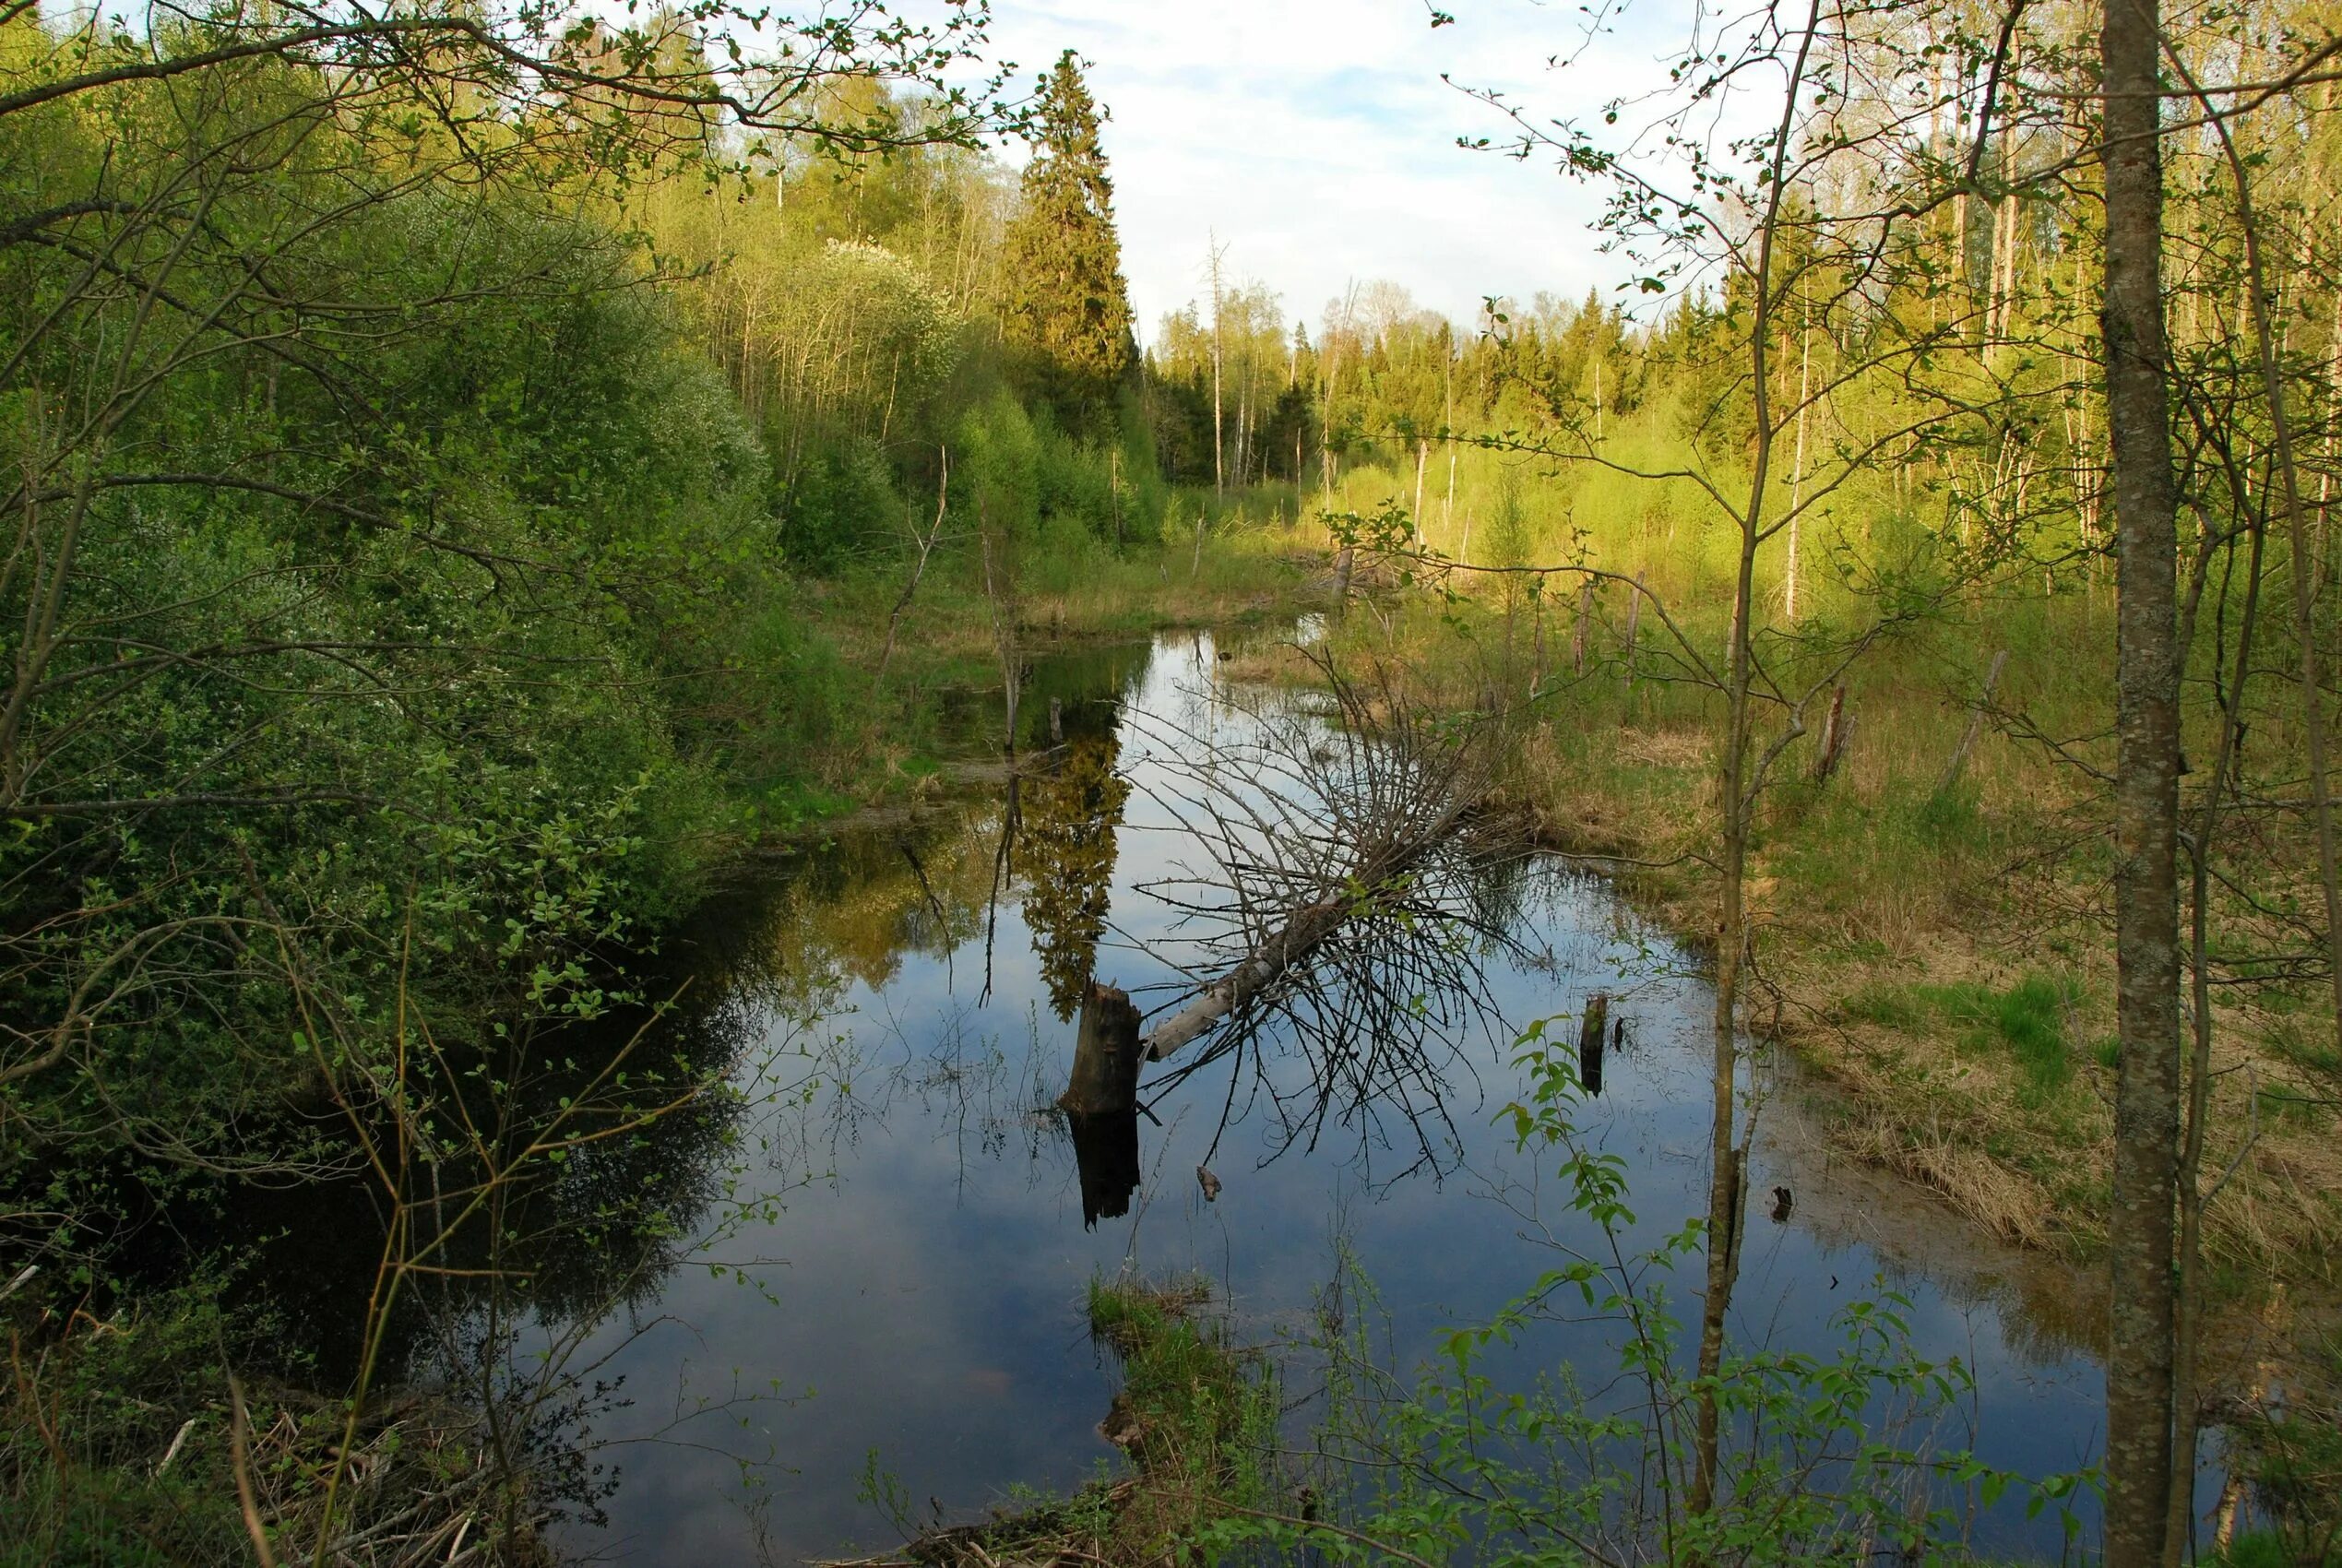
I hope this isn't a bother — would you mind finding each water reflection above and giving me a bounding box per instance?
[149,625,2116,1565]
[525,627,2112,1564]
[1108,652,1536,1185]
[1064,1112,1141,1229]
[1019,732,1131,1022]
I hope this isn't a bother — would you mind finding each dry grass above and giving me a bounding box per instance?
[1616,725,1713,770]
[1832,1109,2061,1249]
[1334,590,2342,1299]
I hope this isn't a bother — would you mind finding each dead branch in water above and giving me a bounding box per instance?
[1138,792,1469,1063]
[1112,646,1527,1177]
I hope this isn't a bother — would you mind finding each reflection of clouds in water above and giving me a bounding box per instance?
[546,629,2110,1565]
[1108,646,1565,1182]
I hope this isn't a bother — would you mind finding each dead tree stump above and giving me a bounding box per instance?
[1813,684,1849,786]
[1578,992,1611,1097]
[1060,982,1144,1115]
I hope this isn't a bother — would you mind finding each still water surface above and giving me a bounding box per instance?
[547,627,2105,1563]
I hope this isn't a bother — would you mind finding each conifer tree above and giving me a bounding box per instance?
[1002,52,1136,439]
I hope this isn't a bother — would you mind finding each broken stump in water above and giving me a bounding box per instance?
[1060,981,1143,1115]
[1578,993,1610,1096]
[1061,982,1145,1229]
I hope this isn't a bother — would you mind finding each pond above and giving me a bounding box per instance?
[481,624,2115,1563]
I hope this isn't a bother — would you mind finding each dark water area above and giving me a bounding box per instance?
[458,625,2121,1564]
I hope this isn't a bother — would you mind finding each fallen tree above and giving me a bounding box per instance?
[1105,649,1519,1180]
[1141,790,1471,1063]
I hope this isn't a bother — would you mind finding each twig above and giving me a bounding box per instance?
[228,1367,278,1568]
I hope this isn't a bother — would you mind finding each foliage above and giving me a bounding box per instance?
[1020,733,1132,1020]
[1201,1022,2080,1566]
[1001,53,1138,442]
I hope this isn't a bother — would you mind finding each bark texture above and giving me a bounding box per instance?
[2101,3,2182,1562]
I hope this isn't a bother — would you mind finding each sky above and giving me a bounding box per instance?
[61,0,1700,343]
[970,1,1700,347]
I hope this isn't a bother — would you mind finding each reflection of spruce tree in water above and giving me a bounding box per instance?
[1018,733,1131,1019]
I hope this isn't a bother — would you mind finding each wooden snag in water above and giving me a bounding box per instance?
[1062,982,1145,1229]
[1934,648,2009,797]
[1061,981,1144,1114]
[1331,547,1355,609]
[1145,899,1349,1062]
[1812,683,1849,785]
[1049,695,1064,744]
[1578,993,1610,1097]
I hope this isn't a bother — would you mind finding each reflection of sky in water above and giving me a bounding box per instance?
[561,630,2109,1564]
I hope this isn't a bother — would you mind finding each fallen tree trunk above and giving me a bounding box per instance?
[1143,794,1470,1063]
[1143,898,1348,1062]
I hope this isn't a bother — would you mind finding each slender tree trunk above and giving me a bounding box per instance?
[1786,312,1811,623]
[1444,440,1458,539]
[1413,438,1428,546]
[1687,3,1819,1521]
[1935,648,2010,797]
[1622,571,1645,719]
[2101,3,2183,1562]
[1210,238,1227,499]
[2170,470,2265,1567]
[876,447,949,683]
[2318,286,2341,566]
[2193,58,2342,1060]
[1444,357,1458,542]
[1320,349,1335,509]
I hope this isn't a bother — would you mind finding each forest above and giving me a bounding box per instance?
[1,0,2338,1565]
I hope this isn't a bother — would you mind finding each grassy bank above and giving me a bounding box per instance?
[1271,575,2342,1296]
[1220,392,2342,1296]
[752,515,1311,832]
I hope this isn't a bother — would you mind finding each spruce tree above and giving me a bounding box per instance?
[1002,53,1136,440]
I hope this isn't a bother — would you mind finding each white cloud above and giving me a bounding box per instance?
[972,1,1700,343]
